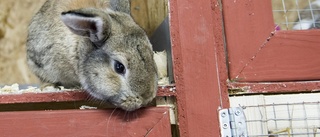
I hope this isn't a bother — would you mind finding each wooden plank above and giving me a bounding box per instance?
[229,95,268,135]
[223,0,320,82]
[156,85,176,96]
[169,0,229,136]
[130,0,168,36]
[0,107,171,137]
[142,109,172,137]
[0,85,175,104]
[223,0,275,82]
[233,30,320,82]
[0,90,87,104]
[228,81,320,94]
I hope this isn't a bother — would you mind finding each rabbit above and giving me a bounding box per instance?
[292,0,320,30]
[26,0,158,111]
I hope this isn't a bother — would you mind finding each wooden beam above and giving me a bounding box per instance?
[223,0,320,82]
[0,85,175,104]
[130,0,168,36]
[169,0,229,136]
[228,81,320,94]
[0,107,171,137]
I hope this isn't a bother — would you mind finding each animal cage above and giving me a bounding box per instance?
[2,0,320,136]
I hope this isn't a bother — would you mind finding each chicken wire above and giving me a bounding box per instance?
[240,101,320,137]
[272,0,320,30]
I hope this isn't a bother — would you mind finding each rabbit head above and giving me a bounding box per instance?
[60,4,158,111]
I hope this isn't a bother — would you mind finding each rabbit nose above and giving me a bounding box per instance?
[119,96,143,111]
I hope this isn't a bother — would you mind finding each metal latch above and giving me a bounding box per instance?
[219,107,248,137]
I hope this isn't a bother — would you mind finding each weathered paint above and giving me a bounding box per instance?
[0,85,175,104]
[0,91,87,104]
[157,85,177,96]
[0,107,171,137]
[228,81,320,94]
[169,0,229,136]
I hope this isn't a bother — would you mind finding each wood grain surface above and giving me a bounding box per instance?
[223,0,320,82]
[169,0,229,136]
[0,107,171,137]
[0,85,175,104]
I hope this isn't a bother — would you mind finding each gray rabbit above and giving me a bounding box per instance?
[26,0,158,111]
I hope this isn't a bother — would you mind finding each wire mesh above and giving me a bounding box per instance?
[272,0,320,30]
[242,101,320,137]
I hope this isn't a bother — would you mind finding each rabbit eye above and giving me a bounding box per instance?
[114,61,126,75]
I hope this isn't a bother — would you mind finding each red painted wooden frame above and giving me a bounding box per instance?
[0,86,175,104]
[223,0,320,82]
[169,0,229,136]
[222,0,320,96]
[228,81,320,94]
[0,86,174,137]
[0,108,171,137]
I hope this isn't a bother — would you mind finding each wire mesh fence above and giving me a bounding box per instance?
[272,0,320,30]
[230,94,320,137]
[244,102,320,137]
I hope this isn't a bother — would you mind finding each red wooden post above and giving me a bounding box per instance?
[169,0,229,136]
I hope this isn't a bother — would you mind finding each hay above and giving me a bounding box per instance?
[0,0,46,84]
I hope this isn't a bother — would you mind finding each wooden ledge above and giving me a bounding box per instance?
[0,85,176,104]
[0,107,171,137]
[228,81,320,94]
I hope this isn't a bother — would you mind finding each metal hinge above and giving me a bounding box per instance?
[219,107,248,137]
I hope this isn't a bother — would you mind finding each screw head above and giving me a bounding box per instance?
[235,110,241,116]
[223,123,228,129]
[221,112,226,117]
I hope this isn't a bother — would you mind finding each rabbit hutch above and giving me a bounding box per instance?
[1,0,320,136]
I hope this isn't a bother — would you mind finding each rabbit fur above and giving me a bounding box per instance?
[26,0,158,111]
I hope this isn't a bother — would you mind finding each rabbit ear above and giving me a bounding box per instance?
[110,0,131,14]
[61,9,111,45]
